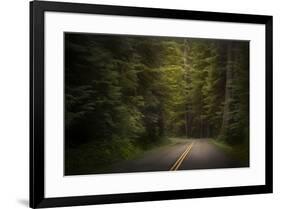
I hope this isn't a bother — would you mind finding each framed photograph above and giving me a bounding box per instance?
[30,1,273,208]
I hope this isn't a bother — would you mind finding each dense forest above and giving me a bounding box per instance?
[65,33,249,174]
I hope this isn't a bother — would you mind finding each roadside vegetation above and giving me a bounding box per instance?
[65,33,249,175]
[211,139,249,164]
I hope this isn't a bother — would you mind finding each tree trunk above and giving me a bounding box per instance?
[158,108,165,137]
[220,42,233,139]
[183,39,189,139]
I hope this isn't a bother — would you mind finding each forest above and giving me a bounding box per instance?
[64,33,249,175]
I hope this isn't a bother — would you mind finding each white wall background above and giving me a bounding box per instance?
[0,0,279,208]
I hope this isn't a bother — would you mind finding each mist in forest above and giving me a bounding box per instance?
[64,33,249,175]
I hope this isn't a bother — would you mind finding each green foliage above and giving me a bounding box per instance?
[64,34,249,174]
[65,137,141,175]
[211,139,249,163]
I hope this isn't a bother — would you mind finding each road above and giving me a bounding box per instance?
[110,138,248,173]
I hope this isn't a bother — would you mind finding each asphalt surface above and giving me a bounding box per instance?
[110,138,248,174]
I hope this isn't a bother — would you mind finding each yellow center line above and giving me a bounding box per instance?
[174,142,194,170]
[169,141,194,171]
[169,143,190,171]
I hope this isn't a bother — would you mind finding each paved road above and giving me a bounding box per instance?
[178,139,248,170]
[110,138,248,173]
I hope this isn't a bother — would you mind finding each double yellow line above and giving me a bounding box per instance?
[170,142,194,171]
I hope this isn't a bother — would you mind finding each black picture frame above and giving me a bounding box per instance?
[30,1,273,208]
